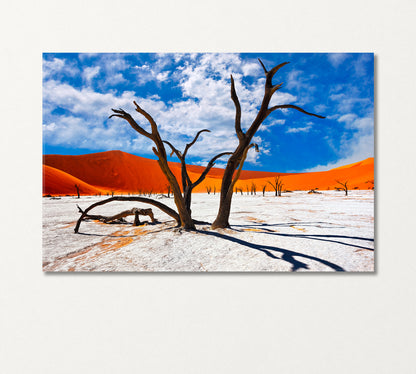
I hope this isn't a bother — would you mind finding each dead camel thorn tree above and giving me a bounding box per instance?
[211,59,325,229]
[267,176,284,197]
[107,102,231,230]
[336,180,349,196]
[74,184,80,198]
[107,101,196,229]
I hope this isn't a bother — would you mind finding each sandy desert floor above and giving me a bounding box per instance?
[42,190,374,272]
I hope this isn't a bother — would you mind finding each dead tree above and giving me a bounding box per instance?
[211,60,325,228]
[75,184,80,198]
[262,185,267,196]
[366,179,374,190]
[336,180,349,196]
[110,102,199,229]
[77,205,156,225]
[163,130,232,214]
[267,176,284,197]
[74,196,180,233]
[251,182,257,195]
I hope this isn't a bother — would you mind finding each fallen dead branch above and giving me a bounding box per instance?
[74,196,180,233]
[77,205,156,225]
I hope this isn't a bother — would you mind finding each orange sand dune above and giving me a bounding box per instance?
[43,165,107,196]
[44,151,177,194]
[43,150,374,195]
[330,157,374,171]
[193,158,374,193]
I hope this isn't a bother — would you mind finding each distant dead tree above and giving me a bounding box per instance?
[308,188,321,194]
[336,180,349,196]
[211,59,324,228]
[251,182,257,195]
[206,186,212,195]
[234,187,243,195]
[268,176,284,197]
[166,184,171,198]
[74,184,80,199]
[366,179,374,190]
[262,185,267,196]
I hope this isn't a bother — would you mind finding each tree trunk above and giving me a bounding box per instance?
[212,149,247,229]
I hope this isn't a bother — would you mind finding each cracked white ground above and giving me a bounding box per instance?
[42,190,374,272]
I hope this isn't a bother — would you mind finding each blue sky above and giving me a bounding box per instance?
[42,53,374,172]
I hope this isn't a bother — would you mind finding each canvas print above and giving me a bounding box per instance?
[42,53,374,272]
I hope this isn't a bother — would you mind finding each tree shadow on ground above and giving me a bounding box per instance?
[232,221,374,251]
[199,230,345,272]
[234,221,346,230]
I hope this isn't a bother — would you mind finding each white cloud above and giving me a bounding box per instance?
[156,71,170,81]
[258,119,286,132]
[43,53,324,168]
[82,66,100,84]
[304,115,374,171]
[328,53,349,68]
[338,113,357,123]
[242,62,260,76]
[286,124,312,133]
[104,73,127,86]
[43,80,137,118]
[43,57,79,79]
[329,91,372,114]
[304,133,373,172]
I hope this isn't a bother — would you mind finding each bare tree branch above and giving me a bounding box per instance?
[109,108,152,139]
[133,101,158,134]
[163,140,192,189]
[268,104,326,119]
[163,140,183,160]
[227,143,256,199]
[267,62,290,85]
[336,180,349,196]
[192,152,233,187]
[258,58,268,74]
[230,75,244,140]
[258,59,290,87]
[270,82,284,95]
[183,129,211,157]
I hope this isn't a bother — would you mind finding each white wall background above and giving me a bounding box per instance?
[1,0,415,373]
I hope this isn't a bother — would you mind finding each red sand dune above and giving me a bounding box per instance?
[43,150,374,196]
[43,165,107,196]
